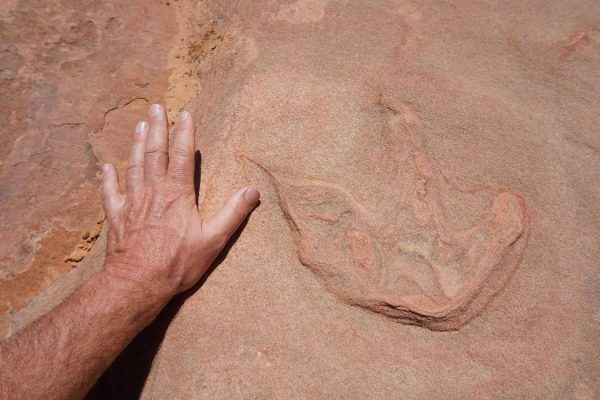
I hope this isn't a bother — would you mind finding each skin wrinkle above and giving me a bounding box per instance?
[0,105,260,400]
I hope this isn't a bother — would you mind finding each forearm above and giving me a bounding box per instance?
[0,105,259,399]
[0,265,170,400]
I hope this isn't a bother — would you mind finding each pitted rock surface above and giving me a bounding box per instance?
[1,0,599,398]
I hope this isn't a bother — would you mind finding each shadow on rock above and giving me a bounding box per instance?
[86,151,254,399]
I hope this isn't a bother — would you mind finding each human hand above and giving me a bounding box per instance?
[101,104,259,301]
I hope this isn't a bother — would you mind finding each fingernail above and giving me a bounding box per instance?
[102,163,111,174]
[180,111,190,122]
[244,188,260,206]
[135,121,148,134]
[149,104,162,117]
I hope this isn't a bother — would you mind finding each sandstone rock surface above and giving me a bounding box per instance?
[0,0,176,337]
[2,0,600,398]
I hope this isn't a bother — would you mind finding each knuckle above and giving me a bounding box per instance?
[171,145,188,159]
[150,187,180,212]
[228,203,245,221]
[144,148,168,157]
[144,158,167,177]
[127,162,143,172]
[169,166,184,180]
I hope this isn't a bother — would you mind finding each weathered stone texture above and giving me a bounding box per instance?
[1,0,599,398]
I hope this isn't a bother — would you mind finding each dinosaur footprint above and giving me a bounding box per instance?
[260,97,527,331]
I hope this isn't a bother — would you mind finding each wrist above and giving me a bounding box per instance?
[98,262,173,317]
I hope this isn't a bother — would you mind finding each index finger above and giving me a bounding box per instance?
[167,111,195,187]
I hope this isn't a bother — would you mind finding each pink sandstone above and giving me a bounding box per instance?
[1,0,599,398]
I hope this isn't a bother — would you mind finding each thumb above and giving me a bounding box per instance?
[204,187,260,245]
